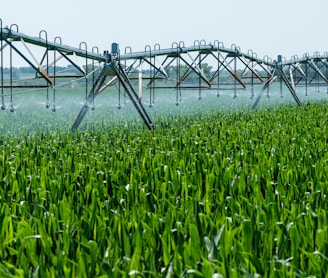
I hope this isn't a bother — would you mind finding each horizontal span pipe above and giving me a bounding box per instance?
[1,27,326,67]
[0,28,106,62]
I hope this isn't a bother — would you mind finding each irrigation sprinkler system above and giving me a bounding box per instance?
[1,19,328,130]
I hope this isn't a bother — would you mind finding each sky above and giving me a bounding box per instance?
[1,0,328,61]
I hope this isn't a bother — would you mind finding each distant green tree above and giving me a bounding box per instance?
[12,67,20,80]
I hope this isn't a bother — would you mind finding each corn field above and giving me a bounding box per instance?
[0,99,327,277]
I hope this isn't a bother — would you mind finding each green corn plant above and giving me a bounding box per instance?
[0,93,327,276]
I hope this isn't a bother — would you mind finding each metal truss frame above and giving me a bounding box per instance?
[1,19,328,130]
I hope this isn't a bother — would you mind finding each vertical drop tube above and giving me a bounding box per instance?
[138,58,142,100]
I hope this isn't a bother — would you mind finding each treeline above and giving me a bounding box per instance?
[0,65,78,75]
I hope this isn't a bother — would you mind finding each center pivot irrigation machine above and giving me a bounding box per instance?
[1,20,328,130]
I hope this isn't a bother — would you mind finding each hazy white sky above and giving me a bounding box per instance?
[1,0,327,60]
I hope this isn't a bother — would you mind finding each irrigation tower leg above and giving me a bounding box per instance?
[252,76,277,109]
[71,67,107,131]
[71,62,154,131]
[252,65,302,109]
[112,62,153,130]
[278,67,302,106]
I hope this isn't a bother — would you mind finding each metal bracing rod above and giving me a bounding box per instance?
[239,59,251,78]
[48,51,87,77]
[145,54,180,88]
[322,60,328,70]
[308,60,328,83]
[126,56,169,80]
[41,53,64,72]
[98,76,117,94]
[209,52,230,77]
[119,59,139,75]
[183,51,209,78]
[0,41,9,51]
[252,75,277,109]
[20,38,53,85]
[294,64,309,86]
[3,38,53,86]
[316,60,327,89]
[146,56,174,88]
[39,48,48,67]
[142,57,168,79]
[289,66,296,92]
[251,55,275,77]
[113,62,153,129]
[304,62,324,85]
[71,67,108,131]
[58,50,86,75]
[157,55,210,88]
[255,62,274,77]
[173,54,199,84]
[278,66,302,106]
[209,52,246,88]
[187,52,211,85]
[321,58,328,92]
[295,63,307,77]
[208,66,224,84]
[306,70,319,85]
[178,53,211,87]
[291,63,307,85]
[237,55,263,82]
